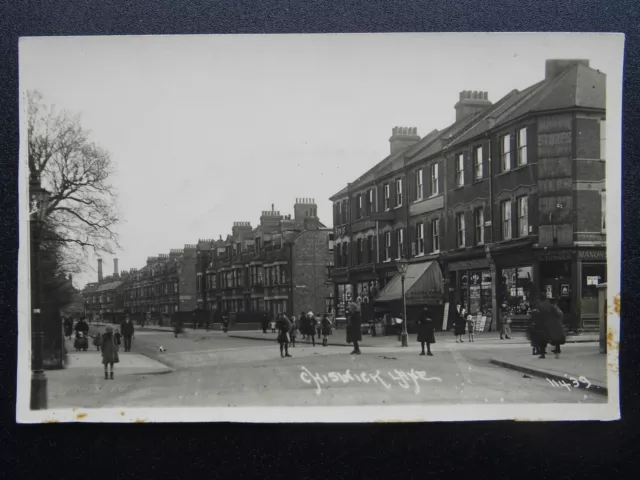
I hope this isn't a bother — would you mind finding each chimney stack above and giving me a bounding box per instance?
[454,91,492,122]
[98,258,103,282]
[113,258,119,277]
[293,197,318,230]
[545,59,590,80]
[389,126,420,155]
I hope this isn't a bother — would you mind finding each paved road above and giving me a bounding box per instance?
[48,327,605,409]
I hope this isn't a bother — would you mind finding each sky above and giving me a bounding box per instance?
[19,33,623,289]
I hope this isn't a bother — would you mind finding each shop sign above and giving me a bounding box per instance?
[536,249,573,262]
[545,285,553,299]
[560,284,570,297]
[578,250,606,261]
[587,276,601,286]
[448,258,489,271]
[335,225,348,236]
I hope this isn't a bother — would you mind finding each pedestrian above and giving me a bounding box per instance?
[114,329,122,349]
[92,332,102,351]
[290,315,298,348]
[321,313,332,347]
[467,314,476,343]
[100,325,119,379]
[346,302,362,355]
[174,316,183,338]
[276,313,292,358]
[261,310,269,334]
[531,294,551,359]
[500,303,512,340]
[270,318,276,333]
[547,298,566,359]
[121,315,135,352]
[75,316,89,337]
[63,316,73,339]
[453,304,466,343]
[316,314,323,339]
[416,307,435,356]
[299,311,307,340]
[306,311,317,347]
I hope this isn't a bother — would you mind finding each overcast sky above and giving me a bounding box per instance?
[19,33,623,288]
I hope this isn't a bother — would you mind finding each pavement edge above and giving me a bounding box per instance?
[489,358,608,396]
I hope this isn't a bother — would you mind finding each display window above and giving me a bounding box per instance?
[500,266,533,315]
[582,263,606,315]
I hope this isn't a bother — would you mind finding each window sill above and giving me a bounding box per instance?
[432,250,440,254]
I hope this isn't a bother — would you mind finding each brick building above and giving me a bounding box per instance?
[83,258,126,321]
[330,59,606,332]
[197,199,334,322]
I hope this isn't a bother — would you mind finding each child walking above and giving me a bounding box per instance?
[92,332,102,351]
[321,314,332,347]
[270,319,277,333]
[467,315,476,342]
[276,314,292,358]
[100,326,119,379]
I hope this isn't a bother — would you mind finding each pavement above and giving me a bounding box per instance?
[228,328,598,348]
[47,326,608,409]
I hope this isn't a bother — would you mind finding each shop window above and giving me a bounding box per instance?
[430,163,439,196]
[456,153,465,187]
[431,219,440,253]
[500,266,533,315]
[582,264,606,315]
[416,222,425,255]
[501,200,512,240]
[384,184,390,210]
[474,208,484,245]
[517,196,529,237]
[474,146,483,180]
[501,134,512,172]
[462,270,493,316]
[456,212,466,248]
[517,127,528,166]
[416,169,424,201]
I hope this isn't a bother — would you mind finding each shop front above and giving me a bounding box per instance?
[374,260,445,332]
[577,249,607,332]
[447,257,495,331]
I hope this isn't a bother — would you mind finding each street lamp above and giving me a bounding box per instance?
[397,257,409,347]
[29,172,50,410]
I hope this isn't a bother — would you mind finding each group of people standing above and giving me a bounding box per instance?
[527,295,566,359]
[271,311,335,358]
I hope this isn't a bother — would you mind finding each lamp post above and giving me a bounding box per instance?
[29,172,50,410]
[397,257,409,347]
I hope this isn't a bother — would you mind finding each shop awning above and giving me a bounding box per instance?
[374,261,443,305]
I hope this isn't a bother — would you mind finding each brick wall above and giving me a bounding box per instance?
[178,251,198,311]
[292,230,333,315]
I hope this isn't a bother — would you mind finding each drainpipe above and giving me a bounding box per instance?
[487,131,498,331]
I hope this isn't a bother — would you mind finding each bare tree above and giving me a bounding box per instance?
[28,90,120,257]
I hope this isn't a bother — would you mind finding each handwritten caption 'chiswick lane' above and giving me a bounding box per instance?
[299,366,443,395]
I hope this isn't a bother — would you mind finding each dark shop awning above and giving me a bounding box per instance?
[374,261,443,305]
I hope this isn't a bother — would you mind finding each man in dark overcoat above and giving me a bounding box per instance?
[346,302,362,355]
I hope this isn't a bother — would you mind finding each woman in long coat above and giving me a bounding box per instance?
[547,299,566,358]
[453,304,466,343]
[276,314,292,358]
[346,302,362,355]
[416,307,436,356]
[100,325,119,379]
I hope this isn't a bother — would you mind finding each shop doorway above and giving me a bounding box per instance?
[540,260,572,317]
